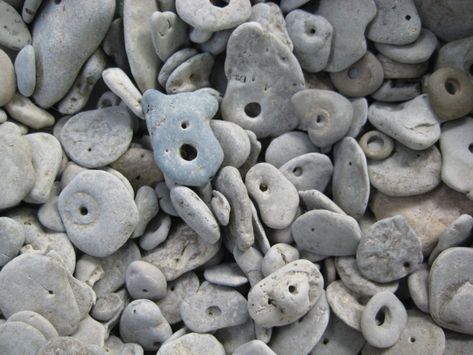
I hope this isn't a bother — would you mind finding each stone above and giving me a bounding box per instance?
[32,0,115,108]
[0,253,81,335]
[0,131,35,210]
[175,0,251,32]
[0,217,25,267]
[261,243,300,277]
[356,215,423,282]
[407,263,430,313]
[299,189,346,215]
[150,11,189,62]
[435,35,473,78]
[210,120,251,169]
[7,310,58,340]
[367,142,442,197]
[5,93,55,129]
[346,98,369,138]
[233,246,264,287]
[265,131,318,168]
[444,330,473,355]
[428,68,473,121]
[132,186,159,238]
[198,29,233,56]
[72,316,106,347]
[157,333,225,355]
[0,1,31,50]
[204,263,248,287]
[326,280,365,330]
[248,260,323,327]
[293,210,361,255]
[91,292,124,322]
[57,49,107,115]
[372,79,422,102]
[359,130,395,160]
[165,52,214,94]
[14,44,35,97]
[158,48,198,87]
[0,321,47,355]
[139,213,172,251]
[58,170,139,257]
[330,52,384,97]
[123,0,160,92]
[375,29,437,64]
[221,22,305,138]
[120,299,172,351]
[170,186,220,244]
[21,0,43,24]
[367,0,421,45]
[309,314,366,355]
[293,89,354,148]
[245,163,299,230]
[234,340,276,355]
[142,89,223,187]
[316,0,377,72]
[362,309,445,355]
[379,53,429,79]
[156,272,200,324]
[143,223,221,281]
[126,260,167,300]
[214,318,255,353]
[368,94,441,150]
[429,247,473,334]
[361,291,407,348]
[102,18,129,73]
[210,190,231,226]
[286,10,333,73]
[269,291,330,355]
[279,153,333,192]
[239,130,262,177]
[155,182,178,217]
[181,281,249,332]
[38,336,89,355]
[335,256,399,297]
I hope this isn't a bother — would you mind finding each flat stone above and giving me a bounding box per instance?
[233,246,264,288]
[158,48,198,87]
[293,210,362,256]
[91,292,124,322]
[210,120,251,169]
[132,185,159,238]
[204,263,248,287]
[210,190,231,227]
[32,0,115,108]
[14,44,35,97]
[299,189,346,215]
[356,215,423,282]
[157,333,225,355]
[126,260,167,300]
[214,318,255,354]
[326,280,365,331]
[221,22,304,138]
[5,93,55,129]
[261,243,300,277]
[7,310,58,340]
[0,1,31,50]
[0,321,47,355]
[346,98,369,137]
[150,11,189,62]
[165,52,214,94]
[0,49,16,107]
[435,35,473,77]
[0,216,25,267]
[407,263,430,313]
[265,131,318,168]
[38,336,89,355]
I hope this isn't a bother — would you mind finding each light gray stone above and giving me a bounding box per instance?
[14,44,35,97]
[165,52,214,94]
[407,263,430,313]
[261,243,300,277]
[265,131,318,168]
[132,186,159,238]
[0,217,25,267]
[5,93,55,129]
[150,11,189,62]
[204,262,248,287]
[126,260,167,300]
[0,1,31,51]
[157,333,225,355]
[326,280,365,331]
[0,321,47,355]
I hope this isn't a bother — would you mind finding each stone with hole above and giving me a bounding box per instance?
[265,131,318,169]
[359,130,394,161]
[165,52,214,94]
[126,260,167,301]
[150,11,189,62]
[261,243,300,277]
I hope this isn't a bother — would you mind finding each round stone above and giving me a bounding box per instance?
[204,263,248,287]
[359,130,394,160]
[0,217,25,267]
[126,260,167,300]
[326,280,365,331]
[0,321,47,355]
[157,333,225,355]
[37,336,88,355]
[0,49,17,106]
[265,131,318,168]
[261,243,300,277]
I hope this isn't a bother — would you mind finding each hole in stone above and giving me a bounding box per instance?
[348,161,352,166]
[311,227,315,232]
[175,258,180,263]
[445,79,459,95]
[469,64,473,76]
[469,143,473,153]
[259,183,268,192]
[244,102,261,118]
[403,262,411,269]
[87,148,92,152]
[305,23,316,35]
[133,309,137,314]
[288,285,297,294]
[79,207,88,216]
[375,307,388,326]
[293,167,303,176]
[170,286,175,291]
[405,15,411,20]
[209,0,228,8]
[140,154,145,158]
[179,144,198,161]
[55,0,61,4]
[367,135,384,150]
[142,289,148,293]
[181,121,189,129]
[135,175,141,180]
[206,306,222,316]
[323,338,329,345]
[348,67,361,80]
[48,290,54,295]
[267,298,274,305]
[409,337,416,343]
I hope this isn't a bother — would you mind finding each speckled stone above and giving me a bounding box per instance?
[0,1,31,50]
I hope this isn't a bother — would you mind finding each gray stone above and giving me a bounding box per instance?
[359,130,395,161]
[126,260,167,300]
[211,120,251,169]
[368,94,441,150]
[356,215,423,283]
[14,44,35,97]
[326,280,365,330]
[316,0,377,72]
[235,340,276,355]
[332,137,370,219]
[375,29,438,64]
[248,260,323,327]
[132,186,159,238]
[198,29,233,56]
[175,0,251,32]
[142,89,223,187]
[250,201,271,254]
[0,1,31,51]
[120,299,172,351]
[155,182,178,217]
[60,106,133,169]
[204,262,248,287]
[7,311,58,340]
[378,54,429,79]
[22,0,44,24]
[269,291,330,355]
[346,98,368,138]
[32,0,114,108]
[444,330,473,355]
[233,246,264,287]
[0,217,25,267]
[72,316,105,347]
[58,170,138,257]
[139,213,172,251]
[158,48,198,87]
[299,189,346,215]
[371,79,422,102]
[335,256,398,297]
[210,190,231,226]
[156,272,200,324]
[0,49,15,107]
[239,130,262,177]
[246,163,299,229]
[440,118,473,199]
[0,321,47,355]
[222,22,304,138]
[181,281,249,332]
[5,93,55,129]
[157,333,225,355]
[91,292,124,322]
[265,131,318,168]
[367,0,421,45]
[165,52,214,94]
[293,210,361,255]
[286,10,333,73]
[102,17,129,73]
[368,142,442,197]
[261,243,300,277]
[150,11,189,62]
[279,153,333,192]
[361,291,407,348]
[123,0,160,92]
[293,89,354,148]
[143,223,221,281]
[435,36,473,78]
[407,263,429,313]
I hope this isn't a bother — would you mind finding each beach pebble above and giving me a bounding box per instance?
[210,120,251,169]
[356,215,423,283]
[299,189,346,215]
[204,263,248,287]
[234,340,276,355]
[444,330,473,355]
[165,52,214,94]
[132,186,159,238]
[139,213,172,251]
[7,310,58,340]
[158,48,198,87]
[372,79,422,102]
[91,293,124,322]
[126,260,167,300]
[248,259,323,327]
[0,49,16,108]
[326,280,365,331]
[261,243,300,277]
[210,190,231,226]
[58,170,139,257]
[14,44,35,97]
[378,53,429,79]
[233,246,264,287]
[0,321,47,355]
[38,336,89,355]
[0,1,31,50]
[347,98,369,138]
[150,11,189,62]
[435,35,473,77]
[157,333,225,355]
[265,131,318,168]
[359,130,394,160]
[5,93,55,129]
[407,263,430,313]
[0,217,25,267]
